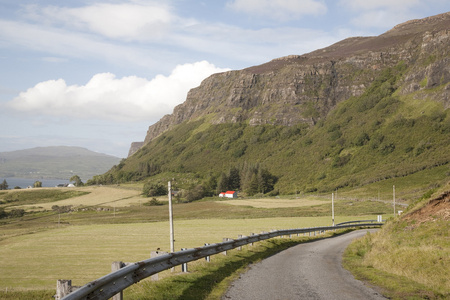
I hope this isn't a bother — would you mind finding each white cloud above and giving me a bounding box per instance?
[340,0,420,10]
[339,0,422,29]
[227,0,327,21]
[7,61,230,122]
[23,2,174,41]
[0,19,160,68]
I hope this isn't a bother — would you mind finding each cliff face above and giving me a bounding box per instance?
[135,12,449,153]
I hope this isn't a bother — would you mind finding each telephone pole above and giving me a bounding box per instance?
[168,181,174,253]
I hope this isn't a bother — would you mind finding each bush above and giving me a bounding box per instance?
[144,198,164,206]
[143,183,168,197]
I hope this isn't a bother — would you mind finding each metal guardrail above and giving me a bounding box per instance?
[335,220,379,226]
[61,222,383,300]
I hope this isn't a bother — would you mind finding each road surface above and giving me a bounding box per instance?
[223,229,386,300]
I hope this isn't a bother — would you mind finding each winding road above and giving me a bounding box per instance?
[223,229,386,300]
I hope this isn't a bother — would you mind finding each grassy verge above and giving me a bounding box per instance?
[343,188,450,299]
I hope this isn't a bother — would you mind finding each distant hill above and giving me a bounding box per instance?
[0,146,121,180]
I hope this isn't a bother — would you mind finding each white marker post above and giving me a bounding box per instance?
[168,181,174,253]
[393,185,396,217]
[332,192,335,226]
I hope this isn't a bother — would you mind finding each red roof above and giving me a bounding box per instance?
[225,191,236,194]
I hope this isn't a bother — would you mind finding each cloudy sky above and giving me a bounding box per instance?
[0,0,448,158]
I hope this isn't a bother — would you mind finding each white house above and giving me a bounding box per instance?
[225,191,237,198]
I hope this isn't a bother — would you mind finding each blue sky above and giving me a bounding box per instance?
[0,0,449,158]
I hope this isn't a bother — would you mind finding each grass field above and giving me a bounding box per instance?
[0,184,395,298]
[217,197,325,208]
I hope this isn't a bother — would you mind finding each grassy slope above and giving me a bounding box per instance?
[343,183,450,299]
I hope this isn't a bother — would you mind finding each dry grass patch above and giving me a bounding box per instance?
[217,197,325,208]
[17,186,144,211]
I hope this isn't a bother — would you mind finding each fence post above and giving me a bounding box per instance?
[55,279,72,300]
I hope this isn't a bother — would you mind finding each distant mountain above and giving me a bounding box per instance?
[0,146,121,180]
[99,13,449,195]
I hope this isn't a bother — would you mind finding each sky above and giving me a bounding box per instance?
[0,0,449,158]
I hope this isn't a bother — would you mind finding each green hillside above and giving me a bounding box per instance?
[94,63,449,196]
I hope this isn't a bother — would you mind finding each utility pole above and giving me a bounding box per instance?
[168,181,174,253]
[332,192,335,226]
[393,185,396,217]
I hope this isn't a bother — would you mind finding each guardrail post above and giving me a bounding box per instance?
[237,235,243,250]
[250,233,255,246]
[181,248,188,272]
[204,243,211,262]
[222,238,232,255]
[150,251,168,280]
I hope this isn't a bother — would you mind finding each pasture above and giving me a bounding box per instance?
[0,185,394,295]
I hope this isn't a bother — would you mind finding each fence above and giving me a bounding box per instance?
[58,221,383,300]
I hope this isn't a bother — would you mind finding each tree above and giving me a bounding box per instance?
[228,167,241,191]
[33,181,42,188]
[70,175,84,186]
[0,179,8,190]
[216,172,228,194]
[184,184,205,202]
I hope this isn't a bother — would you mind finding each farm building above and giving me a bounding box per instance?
[219,191,238,198]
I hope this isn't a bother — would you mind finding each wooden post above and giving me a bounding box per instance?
[112,262,125,300]
[56,280,72,300]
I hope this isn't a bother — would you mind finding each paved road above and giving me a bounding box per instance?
[223,229,386,300]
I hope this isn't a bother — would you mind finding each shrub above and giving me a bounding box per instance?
[143,182,168,197]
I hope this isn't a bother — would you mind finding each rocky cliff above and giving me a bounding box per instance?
[131,12,449,156]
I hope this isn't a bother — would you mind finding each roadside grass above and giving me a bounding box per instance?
[343,186,450,299]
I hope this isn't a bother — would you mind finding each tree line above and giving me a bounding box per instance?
[142,163,278,202]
